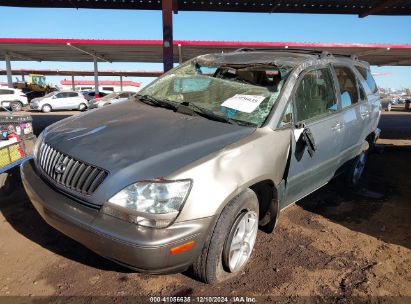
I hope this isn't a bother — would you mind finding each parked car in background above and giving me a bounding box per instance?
[22,49,381,284]
[381,98,394,111]
[0,87,28,112]
[88,91,135,109]
[30,91,88,112]
[81,90,109,101]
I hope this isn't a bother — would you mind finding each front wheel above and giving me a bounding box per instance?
[192,189,259,284]
[41,104,52,113]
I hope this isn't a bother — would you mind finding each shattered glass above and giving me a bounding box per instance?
[139,55,297,127]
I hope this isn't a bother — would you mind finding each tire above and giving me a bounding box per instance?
[192,189,259,284]
[346,151,367,187]
[78,103,87,111]
[10,101,23,112]
[41,104,52,113]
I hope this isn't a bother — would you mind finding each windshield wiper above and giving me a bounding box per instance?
[135,94,178,111]
[180,101,240,125]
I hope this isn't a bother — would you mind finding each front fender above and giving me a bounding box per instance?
[168,127,292,222]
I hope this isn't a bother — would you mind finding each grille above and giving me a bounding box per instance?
[38,143,108,195]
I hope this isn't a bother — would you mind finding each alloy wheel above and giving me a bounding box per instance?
[223,210,258,273]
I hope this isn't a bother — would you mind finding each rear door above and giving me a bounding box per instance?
[284,65,344,205]
[332,65,368,164]
[66,92,82,109]
[50,92,70,110]
[355,65,381,136]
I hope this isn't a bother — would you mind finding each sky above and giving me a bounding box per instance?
[0,7,410,89]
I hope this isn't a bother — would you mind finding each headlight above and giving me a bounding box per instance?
[102,179,192,228]
[33,131,44,159]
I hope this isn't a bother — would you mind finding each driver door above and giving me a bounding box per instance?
[284,66,344,206]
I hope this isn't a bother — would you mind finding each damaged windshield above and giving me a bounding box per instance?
[139,59,293,127]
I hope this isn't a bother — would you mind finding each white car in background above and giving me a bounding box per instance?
[88,91,136,109]
[0,87,28,112]
[30,91,88,113]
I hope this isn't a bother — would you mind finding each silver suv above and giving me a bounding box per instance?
[21,49,381,283]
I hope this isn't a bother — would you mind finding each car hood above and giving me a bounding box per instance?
[43,100,255,198]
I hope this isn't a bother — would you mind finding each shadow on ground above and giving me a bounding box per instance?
[296,145,411,250]
[0,168,131,273]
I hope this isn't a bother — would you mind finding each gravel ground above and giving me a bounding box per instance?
[0,107,410,303]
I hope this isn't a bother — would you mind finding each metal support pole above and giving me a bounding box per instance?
[178,44,182,65]
[5,53,13,88]
[71,75,75,91]
[162,0,174,72]
[93,56,99,96]
[120,75,123,91]
[22,74,25,82]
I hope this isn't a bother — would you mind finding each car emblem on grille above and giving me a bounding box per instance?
[54,162,66,174]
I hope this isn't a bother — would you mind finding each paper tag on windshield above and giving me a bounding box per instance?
[221,94,266,113]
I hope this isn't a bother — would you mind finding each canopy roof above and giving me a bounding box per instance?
[0,68,162,77]
[1,0,410,17]
[0,38,410,66]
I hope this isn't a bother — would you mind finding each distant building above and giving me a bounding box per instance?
[60,80,141,92]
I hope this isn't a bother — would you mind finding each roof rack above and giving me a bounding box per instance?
[235,47,356,60]
[235,47,323,54]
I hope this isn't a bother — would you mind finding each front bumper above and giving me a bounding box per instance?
[29,104,39,110]
[21,160,215,273]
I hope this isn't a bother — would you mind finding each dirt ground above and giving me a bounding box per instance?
[0,108,410,302]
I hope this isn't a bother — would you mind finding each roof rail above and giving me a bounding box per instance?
[235,47,356,60]
[235,47,324,55]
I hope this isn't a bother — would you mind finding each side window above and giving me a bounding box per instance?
[280,102,294,127]
[67,92,78,97]
[295,68,337,122]
[0,89,14,95]
[356,66,378,93]
[55,93,65,99]
[334,66,359,109]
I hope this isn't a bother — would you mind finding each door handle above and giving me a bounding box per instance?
[332,122,344,131]
[361,111,370,118]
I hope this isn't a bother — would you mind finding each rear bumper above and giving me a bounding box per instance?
[21,159,215,273]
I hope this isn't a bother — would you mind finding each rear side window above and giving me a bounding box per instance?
[334,66,359,109]
[295,68,338,122]
[67,92,78,97]
[356,66,378,93]
[0,89,14,95]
